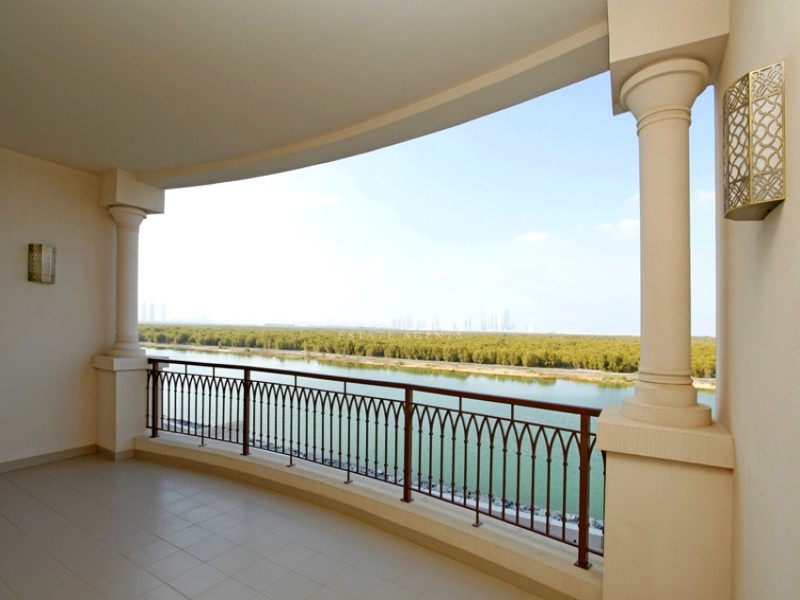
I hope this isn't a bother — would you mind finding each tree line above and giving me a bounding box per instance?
[139,324,716,378]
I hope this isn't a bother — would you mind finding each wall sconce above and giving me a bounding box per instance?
[28,243,56,283]
[723,61,785,220]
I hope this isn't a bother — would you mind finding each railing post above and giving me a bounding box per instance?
[575,413,592,569]
[242,368,251,456]
[402,388,414,503]
[150,360,160,438]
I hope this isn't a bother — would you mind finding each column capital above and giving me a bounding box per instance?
[620,58,709,125]
[108,205,147,229]
[100,169,165,214]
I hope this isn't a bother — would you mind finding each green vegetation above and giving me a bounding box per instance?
[139,324,716,378]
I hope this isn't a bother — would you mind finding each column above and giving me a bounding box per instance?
[620,58,711,428]
[108,205,147,358]
[598,60,734,599]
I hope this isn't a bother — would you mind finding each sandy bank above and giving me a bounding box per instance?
[144,343,716,391]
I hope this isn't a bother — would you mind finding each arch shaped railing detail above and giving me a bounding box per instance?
[147,357,604,568]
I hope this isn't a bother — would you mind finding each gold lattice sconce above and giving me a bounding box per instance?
[723,61,785,220]
[28,243,56,283]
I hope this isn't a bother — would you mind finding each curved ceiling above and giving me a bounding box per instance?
[0,1,608,189]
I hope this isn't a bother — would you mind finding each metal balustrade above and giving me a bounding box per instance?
[146,357,604,568]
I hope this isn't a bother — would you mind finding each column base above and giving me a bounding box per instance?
[624,379,711,427]
[622,397,711,428]
[108,342,146,358]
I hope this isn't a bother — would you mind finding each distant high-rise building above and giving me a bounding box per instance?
[149,303,155,322]
[499,309,510,332]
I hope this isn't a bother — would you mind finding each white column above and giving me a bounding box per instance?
[620,58,711,428]
[108,205,146,357]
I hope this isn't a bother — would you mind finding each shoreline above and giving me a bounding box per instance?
[144,343,716,391]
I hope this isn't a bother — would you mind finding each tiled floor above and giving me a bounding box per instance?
[0,455,542,600]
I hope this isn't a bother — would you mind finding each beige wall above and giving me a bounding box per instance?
[0,148,113,464]
[716,1,800,597]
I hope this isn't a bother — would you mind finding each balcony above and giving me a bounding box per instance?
[0,454,556,600]
[5,2,795,598]
[134,357,605,599]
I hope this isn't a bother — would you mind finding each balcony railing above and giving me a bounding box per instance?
[146,358,604,568]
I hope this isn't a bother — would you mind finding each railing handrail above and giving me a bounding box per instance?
[146,355,603,569]
[147,357,603,417]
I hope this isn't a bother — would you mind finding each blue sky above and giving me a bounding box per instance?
[139,72,716,335]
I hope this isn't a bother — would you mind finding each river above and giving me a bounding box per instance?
[146,346,716,414]
[147,346,714,529]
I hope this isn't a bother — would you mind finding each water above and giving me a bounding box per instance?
[147,346,715,535]
[147,346,716,413]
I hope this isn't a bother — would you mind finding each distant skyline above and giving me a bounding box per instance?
[139,72,716,336]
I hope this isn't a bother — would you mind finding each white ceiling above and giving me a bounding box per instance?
[0,0,608,189]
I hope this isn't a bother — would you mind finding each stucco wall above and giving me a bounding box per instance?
[0,148,113,464]
[716,1,800,598]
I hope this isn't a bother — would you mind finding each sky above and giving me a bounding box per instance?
[139,72,717,336]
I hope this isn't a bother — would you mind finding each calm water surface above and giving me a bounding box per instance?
[148,347,715,524]
[148,347,716,414]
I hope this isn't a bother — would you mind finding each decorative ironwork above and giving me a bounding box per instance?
[724,62,785,220]
[146,358,605,567]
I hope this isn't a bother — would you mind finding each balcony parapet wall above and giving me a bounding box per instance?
[136,433,603,600]
[598,406,733,600]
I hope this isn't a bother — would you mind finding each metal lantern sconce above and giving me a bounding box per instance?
[28,243,56,283]
[723,61,785,220]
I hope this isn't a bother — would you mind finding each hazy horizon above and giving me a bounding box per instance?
[138,320,717,340]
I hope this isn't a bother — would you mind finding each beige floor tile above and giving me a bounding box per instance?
[353,580,421,600]
[295,529,338,552]
[96,568,164,600]
[218,521,267,544]
[325,566,382,599]
[71,554,140,589]
[0,457,551,600]
[208,546,262,576]
[261,572,322,600]
[267,541,318,570]
[321,539,369,565]
[348,552,398,579]
[146,549,204,582]
[233,558,289,592]
[169,563,228,598]
[126,539,182,567]
[195,577,259,600]
[146,514,194,537]
[163,524,214,549]
[383,562,440,595]
[197,512,243,534]
[307,587,350,600]
[293,553,350,585]
[241,530,291,557]
[136,583,191,600]
[419,571,478,600]
[109,527,162,554]
[183,505,223,525]
[185,534,236,562]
